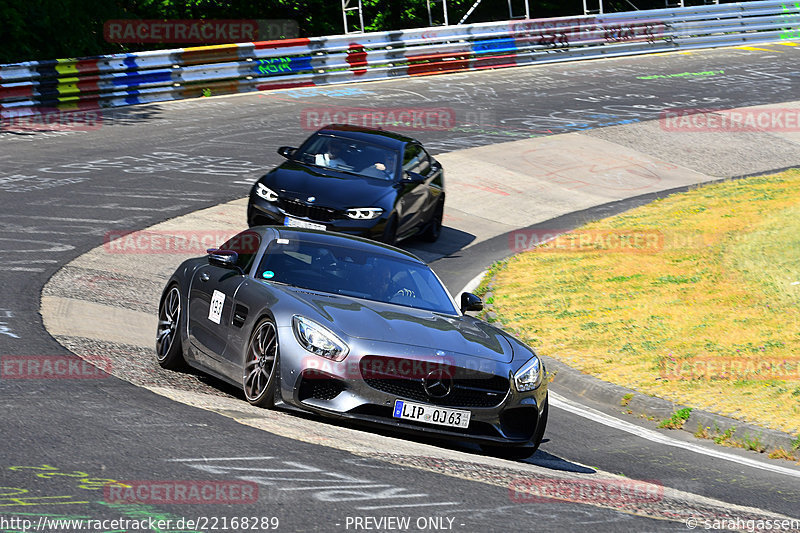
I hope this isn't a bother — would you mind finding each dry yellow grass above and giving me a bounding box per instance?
[488,170,800,436]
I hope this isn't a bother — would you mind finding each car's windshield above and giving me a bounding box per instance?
[293,134,398,181]
[256,238,457,314]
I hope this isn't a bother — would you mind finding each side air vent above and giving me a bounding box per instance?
[232,304,248,328]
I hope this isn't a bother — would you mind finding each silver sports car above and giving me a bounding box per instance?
[156,226,548,457]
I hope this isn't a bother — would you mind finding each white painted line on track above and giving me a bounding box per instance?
[356,502,461,511]
[280,485,392,491]
[166,455,276,462]
[0,215,130,224]
[550,392,800,479]
[459,270,487,295]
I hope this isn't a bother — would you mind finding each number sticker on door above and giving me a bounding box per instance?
[208,290,225,324]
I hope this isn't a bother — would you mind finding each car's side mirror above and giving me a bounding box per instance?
[460,292,483,313]
[207,248,239,269]
[278,146,297,159]
[403,171,426,183]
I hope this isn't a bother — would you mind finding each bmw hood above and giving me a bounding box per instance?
[262,162,393,208]
[286,289,513,363]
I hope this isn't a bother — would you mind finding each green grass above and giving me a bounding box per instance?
[488,170,800,436]
[727,203,800,307]
[658,407,692,429]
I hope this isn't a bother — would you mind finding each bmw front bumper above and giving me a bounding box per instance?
[248,195,390,241]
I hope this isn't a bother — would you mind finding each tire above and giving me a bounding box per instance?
[155,284,186,370]
[381,214,398,246]
[480,397,549,460]
[243,318,279,408]
[420,199,444,243]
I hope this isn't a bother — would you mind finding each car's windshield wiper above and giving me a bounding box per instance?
[327,167,365,178]
[262,279,299,289]
[298,160,367,178]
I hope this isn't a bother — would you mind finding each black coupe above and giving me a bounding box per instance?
[247,125,445,245]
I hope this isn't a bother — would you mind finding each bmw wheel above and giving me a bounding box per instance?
[243,318,279,407]
[420,198,444,243]
[381,214,398,246]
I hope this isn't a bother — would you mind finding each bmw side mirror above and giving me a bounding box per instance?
[207,248,239,269]
[403,171,426,183]
[278,146,297,159]
[460,292,483,313]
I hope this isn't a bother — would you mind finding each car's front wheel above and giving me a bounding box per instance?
[243,318,279,408]
[156,284,186,370]
[381,214,398,246]
[420,198,444,242]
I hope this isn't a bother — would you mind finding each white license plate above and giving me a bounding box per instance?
[392,400,470,429]
[284,216,326,231]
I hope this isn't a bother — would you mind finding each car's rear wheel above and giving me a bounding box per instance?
[243,318,279,408]
[480,397,549,460]
[420,198,444,243]
[156,284,186,370]
[381,214,398,246]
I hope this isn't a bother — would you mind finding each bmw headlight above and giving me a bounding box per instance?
[292,316,349,361]
[256,183,279,202]
[514,356,543,392]
[346,208,383,220]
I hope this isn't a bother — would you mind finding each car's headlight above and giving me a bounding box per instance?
[256,183,279,202]
[346,208,383,220]
[514,356,543,392]
[292,316,349,361]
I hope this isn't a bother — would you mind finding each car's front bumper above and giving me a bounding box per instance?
[275,333,548,447]
[248,196,389,241]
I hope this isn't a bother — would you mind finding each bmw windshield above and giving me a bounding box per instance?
[293,134,398,181]
[256,239,457,314]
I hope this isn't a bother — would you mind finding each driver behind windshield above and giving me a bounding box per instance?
[361,150,397,180]
[315,140,347,169]
[369,260,415,301]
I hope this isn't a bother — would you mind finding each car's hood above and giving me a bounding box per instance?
[286,289,513,363]
[263,161,393,208]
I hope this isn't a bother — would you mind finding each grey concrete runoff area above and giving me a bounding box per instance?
[3,43,800,530]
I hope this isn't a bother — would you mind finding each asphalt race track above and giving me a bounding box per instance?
[2,44,800,532]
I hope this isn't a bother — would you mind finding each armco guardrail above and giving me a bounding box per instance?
[1,0,799,119]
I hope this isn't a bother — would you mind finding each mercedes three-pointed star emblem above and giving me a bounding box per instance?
[422,369,453,399]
